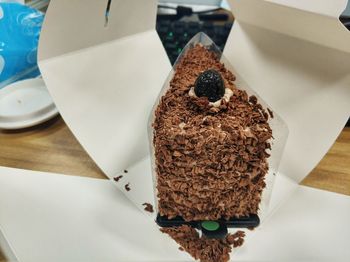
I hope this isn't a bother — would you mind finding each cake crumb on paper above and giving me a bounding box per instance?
[161,225,245,262]
[113,175,123,182]
[267,108,274,118]
[142,203,154,213]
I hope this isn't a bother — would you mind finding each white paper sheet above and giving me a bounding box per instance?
[39,0,159,60]
[227,0,350,53]
[234,185,350,261]
[0,167,349,261]
[0,167,190,262]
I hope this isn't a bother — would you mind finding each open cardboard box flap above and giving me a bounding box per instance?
[38,0,171,176]
[0,0,349,261]
[0,166,349,261]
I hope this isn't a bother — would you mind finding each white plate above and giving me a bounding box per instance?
[0,78,59,129]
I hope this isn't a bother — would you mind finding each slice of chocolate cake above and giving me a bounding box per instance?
[152,44,273,222]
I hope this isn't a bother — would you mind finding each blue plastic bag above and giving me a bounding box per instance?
[0,2,44,88]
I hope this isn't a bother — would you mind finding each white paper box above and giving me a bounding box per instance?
[0,167,349,261]
[0,0,349,261]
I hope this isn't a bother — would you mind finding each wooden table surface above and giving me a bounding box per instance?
[0,116,349,261]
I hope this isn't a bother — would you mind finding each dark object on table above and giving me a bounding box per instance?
[156,5,233,64]
[156,214,260,228]
[340,15,350,31]
[156,213,259,239]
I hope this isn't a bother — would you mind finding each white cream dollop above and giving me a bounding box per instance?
[188,86,234,108]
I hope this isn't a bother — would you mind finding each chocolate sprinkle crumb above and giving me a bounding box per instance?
[153,44,273,221]
[142,203,154,213]
[226,230,246,248]
[124,183,131,191]
[124,170,128,173]
[267,108,274,119]
[248,95,258,105]
[247,226,255,231]
[161,225,245,262]
[113,175,123,182]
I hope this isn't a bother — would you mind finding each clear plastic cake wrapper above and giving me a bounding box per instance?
[110,32,288,226]
[148,32,289,224]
